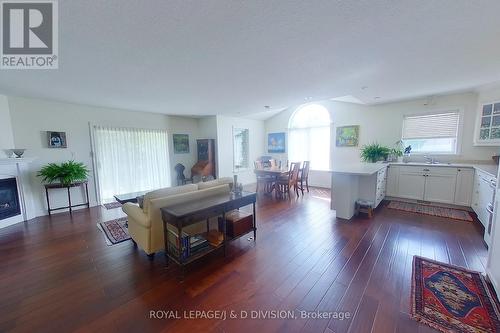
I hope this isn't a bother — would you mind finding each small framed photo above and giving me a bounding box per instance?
[47,131,67,148]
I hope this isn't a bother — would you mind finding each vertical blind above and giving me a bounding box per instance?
[93,126,171,202]
[402,112,459,140]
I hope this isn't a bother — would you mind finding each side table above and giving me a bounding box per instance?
[44,181,90,215]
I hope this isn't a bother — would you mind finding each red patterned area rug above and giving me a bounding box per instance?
[388,201,473,222]
[411,256,500,333]
[97,217,130,245]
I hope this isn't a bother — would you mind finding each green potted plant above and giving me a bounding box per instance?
[360,143,390,163]
[37,161,89,186]
[388,140,404,162]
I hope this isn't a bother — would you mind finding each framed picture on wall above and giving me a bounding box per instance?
[336,125,359,147]
[268,132,285,153]
[47,131,67,148]
[173,134,190,154]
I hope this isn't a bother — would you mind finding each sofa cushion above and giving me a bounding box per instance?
[197,177,233,190]
[143,184,198,214]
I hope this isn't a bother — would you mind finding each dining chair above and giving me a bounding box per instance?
[298,161,311,195]
[276,162,300,198]
[255,161,274,193]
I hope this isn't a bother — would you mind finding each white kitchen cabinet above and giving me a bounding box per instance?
[454,168,474,206]
[392,165,475,206]
[358,166,388,209]
[397,166,425,200]
[470,169,495,228]
[386,165,400,197]
[422,167,458,204]
[375,167,387,207]
[471,172,481,213]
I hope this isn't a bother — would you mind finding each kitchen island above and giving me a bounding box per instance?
[330,162,498,221]
[330,163,388,219]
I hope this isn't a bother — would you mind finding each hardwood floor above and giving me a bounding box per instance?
[0,188,491,333]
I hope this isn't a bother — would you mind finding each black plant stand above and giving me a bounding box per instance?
[44,181,90,216]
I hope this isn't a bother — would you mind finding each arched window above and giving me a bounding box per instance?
[288,104,331,170]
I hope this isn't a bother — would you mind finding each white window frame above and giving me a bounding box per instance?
[474,100,500,146]
[401,108,463,156]
[233,127,250,173]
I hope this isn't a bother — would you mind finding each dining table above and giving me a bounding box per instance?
[254,166,290,194]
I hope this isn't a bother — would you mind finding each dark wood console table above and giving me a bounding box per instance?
[161,191,257,273]
[44,181,90,215]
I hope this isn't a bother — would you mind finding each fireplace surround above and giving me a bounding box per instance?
[0,157,36,228]
[0,177,21,220]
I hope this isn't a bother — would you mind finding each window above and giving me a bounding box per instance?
[233,128,249,171]
[288,104,330,170]
[92,126,171,202]
[402,111,460,154]
[479,102,500,140]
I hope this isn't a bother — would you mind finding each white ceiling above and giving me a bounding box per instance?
[1,0,500,119]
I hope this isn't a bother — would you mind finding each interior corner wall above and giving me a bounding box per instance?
[7,95,199,218]
[215,115,265,185]
[0,94,14,150]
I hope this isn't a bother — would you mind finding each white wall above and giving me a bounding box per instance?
[0,95,14,152]
[197,116,218,140]
[167,117,199,180]
[216,115,265,185]
[265,91,499,188]
[8,96,199,217]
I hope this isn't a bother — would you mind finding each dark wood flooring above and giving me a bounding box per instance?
[0,188,491,333]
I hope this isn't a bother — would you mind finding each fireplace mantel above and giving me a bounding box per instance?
[0,157,36,165]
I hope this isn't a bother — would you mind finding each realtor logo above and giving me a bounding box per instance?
[1,0,58,69]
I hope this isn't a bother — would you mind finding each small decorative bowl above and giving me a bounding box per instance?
[11,149,26,158]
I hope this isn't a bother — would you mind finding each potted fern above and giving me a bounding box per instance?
[37,161,89,186]
[360,143,390,163]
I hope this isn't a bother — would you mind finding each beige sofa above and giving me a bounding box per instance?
[122,177,233,257]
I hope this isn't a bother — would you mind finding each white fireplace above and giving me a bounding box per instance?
[0,158,36,229]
